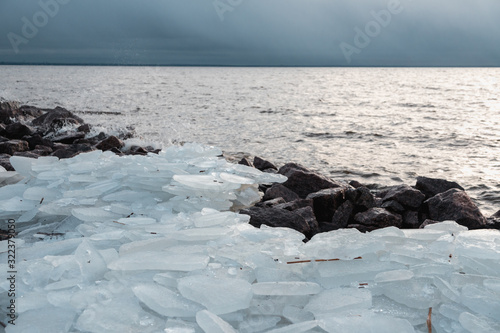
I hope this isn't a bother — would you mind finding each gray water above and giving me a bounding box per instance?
[1,65,499,215]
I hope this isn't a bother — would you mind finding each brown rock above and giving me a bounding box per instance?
[354,207,403,229]
[96,136,124,151]
[3,123,35,139]
[253,156,277,171]
[416,176,465,198]
[306,186,352,222]
[345,186,376,211]
[425,188,487,229]
[274,199,314,211]
[382,184,425,209]
[0,154,13,171]
[0,140,29,155]
[238,157,254,168]
[279,163,344,198]
[241,206,310,238]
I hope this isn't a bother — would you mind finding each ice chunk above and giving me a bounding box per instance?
[74,240,108,282]
[178,276,253,314]
[9,155,36,177]
[196,310,237,333]
[282,305,315,324]
[460,284,500,319]
[374,269,414,283]
[304,288,372,317]
[109,251,210,271]
[380,278,439,309]
[266,321,319,333]
[72,207,120,222]
[319,311,415,333]
[252,282,321,296]
[0,196,36,212]
[459,312,499,333]
[133,283,203,317]
[238,315,282,333]
[6,306,76,333]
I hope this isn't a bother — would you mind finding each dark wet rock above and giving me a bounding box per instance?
[13,151,40,158]
[3,123,34,139]
[109,147,123,156]
[0,135,8,143]
[274,199,314,212]
[0,101,20,124]
[241,206,310,237]
[238,157,254,167]
[253,156,277,171]
[294,206,319,237]
[52,131,86,144]
[492,210,500,219]
[31,107,84,129]
[278,163,344,198]
[349,180,364,188]
[306,186,351,222]
[262,168,278,174]
[331,200,354,229]
[19,105,44,120]
[32,145,53,156]
[77,123,91,133]
[486,217,500,230]
[345,186,376,211]
[354,207,403,229]
[127,145,148,155]
[23,134,54,150]
[96,136,124,151]
[402,210,420,228]
[382,184,425,209]
[381,200,405,213]
[416,176,465,198]
[255,197,287,208]
[51,144,94,159]
[425,188,487,229]
[0,140,29,155]
[0,154,13,171]
[263,184,300,202]
[419,219,441,229]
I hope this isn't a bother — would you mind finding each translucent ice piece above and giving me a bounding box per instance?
[304,288,372,317]
[178,276,253,314]
[266,321,319,333]
[7,306,76,333]
[459,312,499,333]
[380,278,439,310]
[319,311,415,333]
[252,282,321,296]
[9,155,36,177]
[374,269,414,283]
[196,310,237,333]
[108,251,209,271]
[72,207,120,222]
[133,283,203,318]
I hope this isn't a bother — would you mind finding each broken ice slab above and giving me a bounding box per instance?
[0,196,36,212]
[238,315,282,333]
[192,208,248,228]
[282,305,315,324]
[266,320,319,333]
[133,283,203,318]
[455,229,500,260]
[3,237,83,262]
[458,312,500,333]
[75,295,164,333]
[108,251,210,271]
[6,306,77,333]
[304,288,372,317]
[379,277,440,310]
[374,269,414,283]
[196,310,237,333]
[9,155,37,177]
[460,284,500,320]
[72,207,121,222]
[178,275,253,314]
[118,237,179,255]
[171,174,242,191]
[74,240,108,282]
[372,296,429,326]
[251,281,321,296]
[319,311,415,333]
[433,276,460,303]
[23,186,60,202]
[116,217,157,226]
[16,291,51,314]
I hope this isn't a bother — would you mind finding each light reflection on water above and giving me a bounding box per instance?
[1,66,499,215]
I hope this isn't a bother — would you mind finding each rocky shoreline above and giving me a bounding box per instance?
[1,100,499,241]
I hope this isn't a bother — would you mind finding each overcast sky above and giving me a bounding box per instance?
[0,0,499,66]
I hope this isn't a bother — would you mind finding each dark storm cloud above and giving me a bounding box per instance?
[0,0,499,66]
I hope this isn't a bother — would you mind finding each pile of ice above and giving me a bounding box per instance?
[0,143,499,333]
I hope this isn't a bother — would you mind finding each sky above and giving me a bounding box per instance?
[0,0,499,66]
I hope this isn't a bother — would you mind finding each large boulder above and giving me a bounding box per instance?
[353,207,403,230]
[416,176,465,198]
[263,184,300,202]
[241,206,310,238]
[331,200,355,229]
[345,186,376,211]
[31,107,84,134]
[278,163,344,198]
[253,156,277,171]
[306,186,351,222]
[96,136,124,151]
[2,123,35,139]
[382,184,425,209]
[425,188,487,229]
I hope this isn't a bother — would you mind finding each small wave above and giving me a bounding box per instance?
[303,132,337,139]
[397,103,436,109]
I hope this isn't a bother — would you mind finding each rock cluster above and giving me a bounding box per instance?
[0,100,159,171]
[240,156,500,239]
